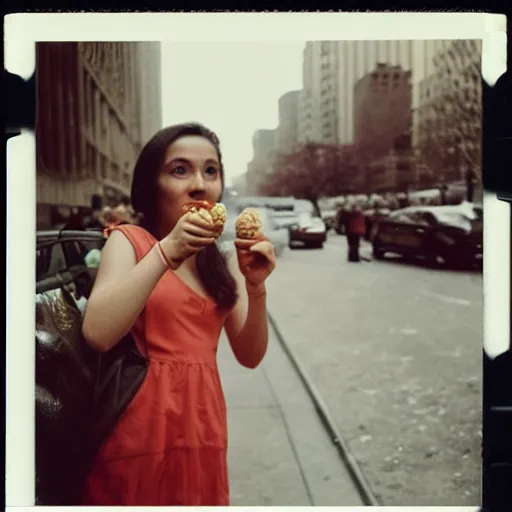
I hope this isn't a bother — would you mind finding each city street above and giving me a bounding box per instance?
[264,231,483,506]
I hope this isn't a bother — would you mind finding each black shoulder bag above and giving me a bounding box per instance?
[35,230,148,505]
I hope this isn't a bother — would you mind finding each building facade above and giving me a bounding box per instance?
[300,40,414,146]
[297,89,314,143]
[36,42,162,228]
[246,129,277,195]
[232,173,248,197]
[276,90,300,154]
[415,39,482,187]
[353,63,413,192]
[298,42,322,143]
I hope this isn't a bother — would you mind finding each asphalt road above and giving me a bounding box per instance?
[265,231,483,507]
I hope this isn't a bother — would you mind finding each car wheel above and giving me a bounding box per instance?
[373,245,385,260]
[426,250,442,268]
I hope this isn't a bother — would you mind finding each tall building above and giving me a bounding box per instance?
[353,63,413,192]
[253,129,276,162]
[301,40,414,145]
[276,90,300,154]
[298,42,322,143]
[36,42,162,228]
[246,129,277,195]
[137,42,163,146]
[232,173,248,197]
[297,89,314,143]
[410,40,458,148]
[416,39,482,187]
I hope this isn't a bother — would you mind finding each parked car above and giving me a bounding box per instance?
[364,207,391,240]
[36,229,106,298]
[271,210,300,230]
[371,202,483,268]
[289,200,327,249]
[321,209,337,231]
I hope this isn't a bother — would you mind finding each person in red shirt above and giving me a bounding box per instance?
[344,204,366,262]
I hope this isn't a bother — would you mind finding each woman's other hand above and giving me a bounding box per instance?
[234,233,276,290]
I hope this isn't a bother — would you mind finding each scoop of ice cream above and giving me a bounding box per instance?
[235,208,262,239]
[210,203,227,229]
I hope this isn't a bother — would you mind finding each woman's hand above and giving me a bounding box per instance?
[160,212,220,267]
[234,233,276,290]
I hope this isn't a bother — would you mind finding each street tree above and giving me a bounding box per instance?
[259,142,360,215]
[420,39,482,188]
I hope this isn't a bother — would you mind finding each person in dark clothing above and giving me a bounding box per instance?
[344,204,366,262]
[439,184,448,206]
[84,194,105,230]
[62,208,86,230]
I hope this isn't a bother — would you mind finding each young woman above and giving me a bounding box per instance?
[81,123,276,506]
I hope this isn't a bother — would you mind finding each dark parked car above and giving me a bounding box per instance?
[37,229,106,295]
[364,208,391,240]
[371,203,483,268]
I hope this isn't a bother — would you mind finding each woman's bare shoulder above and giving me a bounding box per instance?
[93,230,138,291]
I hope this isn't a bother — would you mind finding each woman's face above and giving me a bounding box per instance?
[156,135,223,235]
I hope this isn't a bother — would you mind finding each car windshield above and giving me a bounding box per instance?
[418,203,479,232]
[294,200,320,218]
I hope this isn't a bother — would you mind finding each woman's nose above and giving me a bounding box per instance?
[190,171,206,192]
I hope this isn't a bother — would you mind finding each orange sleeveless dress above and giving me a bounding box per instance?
[82,224,231,506]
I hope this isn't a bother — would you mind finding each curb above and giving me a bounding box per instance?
[267,311,381,507]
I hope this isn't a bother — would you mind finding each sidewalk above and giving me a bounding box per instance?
[217,323,365,506]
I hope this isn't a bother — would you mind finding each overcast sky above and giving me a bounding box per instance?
[160,41,304,186]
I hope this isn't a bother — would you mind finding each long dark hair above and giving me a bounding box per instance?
[131,123,238,310]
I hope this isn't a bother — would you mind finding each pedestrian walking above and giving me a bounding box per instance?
[345,204,366,263]
[81,123,276,506]
[62,207,86,230]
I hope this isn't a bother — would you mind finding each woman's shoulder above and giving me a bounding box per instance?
[111,223,154,240]
[108,224,156,259]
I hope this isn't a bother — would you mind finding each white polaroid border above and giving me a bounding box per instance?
[5,11,507,512]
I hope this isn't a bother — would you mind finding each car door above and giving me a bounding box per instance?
[377,211,426,255]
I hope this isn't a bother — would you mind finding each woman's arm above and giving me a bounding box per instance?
[82,230,169,352]
[223,249,270,369]
[83,212,220,352]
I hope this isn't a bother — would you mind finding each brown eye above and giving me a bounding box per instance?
[171,166,188,177]
[205,166,219,178]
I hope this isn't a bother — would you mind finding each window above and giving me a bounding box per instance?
[390,212,415,224]
[415,211,437,226]
[36,241,89,282]
[111,162,120,183]
[101,155,107,179]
